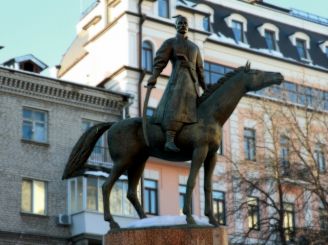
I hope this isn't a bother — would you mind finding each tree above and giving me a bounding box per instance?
[224,90,328,244]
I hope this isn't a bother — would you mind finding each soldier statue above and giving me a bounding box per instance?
[147,15,207,152]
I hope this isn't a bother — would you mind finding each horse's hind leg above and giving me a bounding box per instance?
[127,154,148,219]
[204,152,219,227]
[102,161,128,229]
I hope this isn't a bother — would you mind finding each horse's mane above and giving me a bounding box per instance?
[197,67,243,105]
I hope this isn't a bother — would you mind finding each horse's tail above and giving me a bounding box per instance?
[62,122,115,180]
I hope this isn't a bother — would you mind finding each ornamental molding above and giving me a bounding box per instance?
[0,68,126,115]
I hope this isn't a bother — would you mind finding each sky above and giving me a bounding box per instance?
[0,0,327,75]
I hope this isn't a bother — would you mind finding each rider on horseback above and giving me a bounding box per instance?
[147,15,207,152]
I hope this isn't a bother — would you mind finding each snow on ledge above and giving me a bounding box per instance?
[124,215,213,228]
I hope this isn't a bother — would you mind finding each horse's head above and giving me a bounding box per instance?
[241,61,284,92]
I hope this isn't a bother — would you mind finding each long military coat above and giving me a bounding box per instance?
[152,34,206,127]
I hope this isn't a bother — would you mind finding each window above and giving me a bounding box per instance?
[315,143,326,173]
[244,128,256,161]
[257,23,280,52]
[248,197,260,230]
[21,179,46,215]
[158,0,169,18]
[144,179,158,215]
[68,177,137,216]
[319,208,328,231]
[69,177,83,213]
[142,41,153,72]
[264,30,276,51]
[232,20,243,42]
[298,86,313,106]
[204,61,232,85]
[82,119,111,164]
[283,82,297,103]
[283,203,295,241]
[111,179,138,216]
[296,38,307,59]
[203,16,210,32]
[280,135,290,176]
[213,191,226,225]
[146,107,155,117]
[22,108,48,143]
[179,184,190,214]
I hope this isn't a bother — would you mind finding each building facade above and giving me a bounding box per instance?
[59,0,327,243]
[0,60,130,244]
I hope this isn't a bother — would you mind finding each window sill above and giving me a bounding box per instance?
[21,139,49,147]
[20,212,48,218]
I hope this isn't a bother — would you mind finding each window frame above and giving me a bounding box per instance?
[296,38,308,60]
[203,15,210,32]
[212,190,226,225]
[144,178,159,215]
[283,202,295,241]
[179,184,193,214]
[21,178,47,215]
[142,41,153,72]
[158,0,169,18]
[231,20,244,43]
[82,119,111,164]
[264,29,276,51]
[247,196,260,230]
[244,128,256,161]
[280,135,290,175]
[204,61,233,85]
[22,107,48,143]
[315,143,326,173]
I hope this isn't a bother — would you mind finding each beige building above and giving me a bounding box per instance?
[57,0,328,244]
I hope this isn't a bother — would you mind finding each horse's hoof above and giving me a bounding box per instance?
[141,214,147,219]
[209,218,219,227]
[110,221,120,230]
[186,216,196,225]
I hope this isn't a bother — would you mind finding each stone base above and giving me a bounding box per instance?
[104,226,228,245]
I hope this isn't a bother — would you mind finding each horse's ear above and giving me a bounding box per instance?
[244,61,251,72]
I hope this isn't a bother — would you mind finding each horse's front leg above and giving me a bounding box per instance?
[204,152,219,227]
[183,146,208,225]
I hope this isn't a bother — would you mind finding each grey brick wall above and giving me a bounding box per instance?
[0,68,125,244]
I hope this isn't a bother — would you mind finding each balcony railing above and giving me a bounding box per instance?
[87,145,113,168]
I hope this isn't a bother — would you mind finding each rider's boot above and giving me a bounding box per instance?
[164,130,180,152]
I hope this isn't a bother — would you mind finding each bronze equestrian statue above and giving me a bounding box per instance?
[62,61,284,229]
[146,15,206,152]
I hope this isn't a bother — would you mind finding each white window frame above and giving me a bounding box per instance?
[22,107,48,143]
[289,32,312,62]
[319,40,328,57]
[224,13,248,44]
[257,23,280,52]
[21,178,47,215]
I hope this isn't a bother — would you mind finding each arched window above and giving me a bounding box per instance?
[158,0,169,18]
[142,41,153,72]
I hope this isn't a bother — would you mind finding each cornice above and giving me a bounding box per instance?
[0,68,128,115]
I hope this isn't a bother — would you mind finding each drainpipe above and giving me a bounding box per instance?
[137,0,146,210]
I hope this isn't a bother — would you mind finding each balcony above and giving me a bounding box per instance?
[70,211,139,237]
[87,145,113,170]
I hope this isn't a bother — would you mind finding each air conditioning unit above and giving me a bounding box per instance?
[56,214,71,226]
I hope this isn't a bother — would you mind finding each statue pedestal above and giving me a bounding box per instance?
[104,226,228,245]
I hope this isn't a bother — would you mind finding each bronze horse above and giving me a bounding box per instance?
[62,62,283,229]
